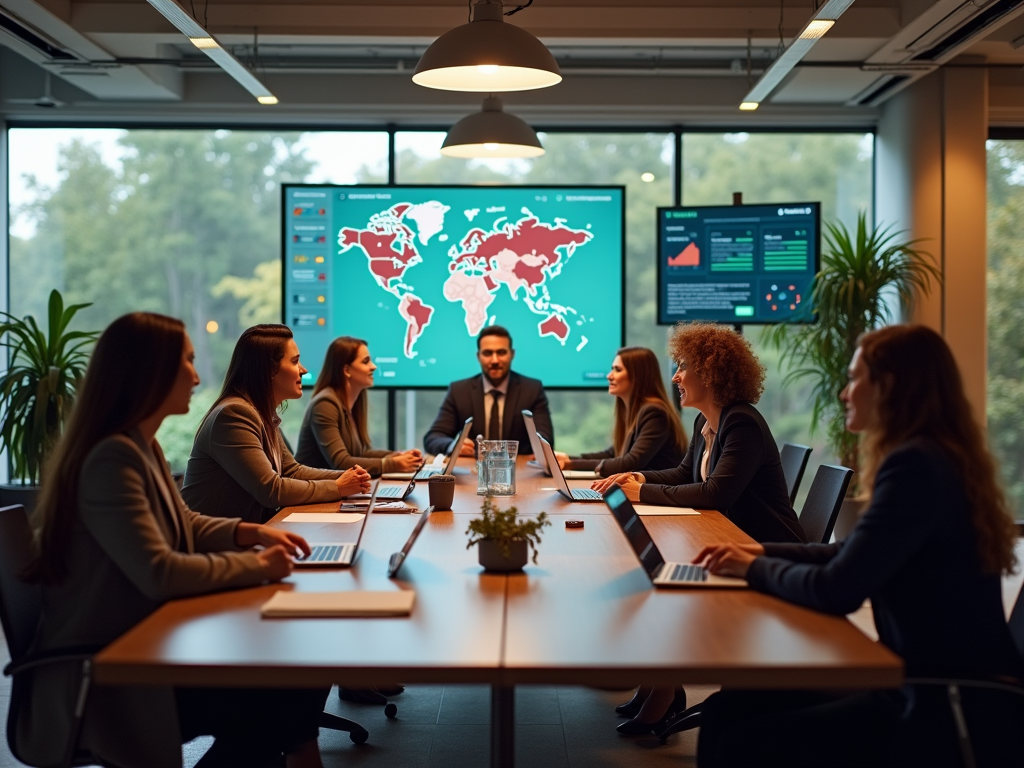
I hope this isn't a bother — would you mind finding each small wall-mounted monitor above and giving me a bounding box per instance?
[283,184,625,387]
[656,202,820,325]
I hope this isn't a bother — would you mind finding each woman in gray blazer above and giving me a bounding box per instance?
[182,324,371,523]
[19,313,328,768]
[296,336,422,476]
[553,346,686,477]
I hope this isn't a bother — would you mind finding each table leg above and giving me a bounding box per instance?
[490,684,514,768]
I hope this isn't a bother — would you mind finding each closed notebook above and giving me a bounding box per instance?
[260,590,416,618]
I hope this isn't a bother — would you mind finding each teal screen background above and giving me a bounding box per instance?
[284,185,625,388]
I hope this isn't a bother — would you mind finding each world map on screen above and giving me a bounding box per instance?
[284,186,624,388]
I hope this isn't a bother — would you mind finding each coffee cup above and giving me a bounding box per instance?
[428,475,456,511]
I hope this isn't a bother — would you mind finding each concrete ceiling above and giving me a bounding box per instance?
[1,0,1024,126]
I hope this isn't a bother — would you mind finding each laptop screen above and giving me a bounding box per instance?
[521,409,547,466]
[442,417,474,475]
[604,487,665,580]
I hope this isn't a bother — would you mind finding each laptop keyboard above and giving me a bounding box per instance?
[666,563,708,583]
[414,466,441,480]
[304,543,354,564]
[572,488,603,500]
[377,486,403,498]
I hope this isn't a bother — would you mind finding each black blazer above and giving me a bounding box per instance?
[639,403,805,544]
[423,371,554,455]
[570,402,685,477]
[748,439,1024,680]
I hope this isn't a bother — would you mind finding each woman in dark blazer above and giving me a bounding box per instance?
[19,313,328,768]
[595,322,806,735]
[295,335,421,476]
[553,346,686,476]
[182,324,370,524]
[695,325,1024,768]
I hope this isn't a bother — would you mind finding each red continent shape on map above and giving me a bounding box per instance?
[398,294,434,358]
[538,314,569,344]
[512,258,545,286]
[339,228,420,266]
[368,258,405,282]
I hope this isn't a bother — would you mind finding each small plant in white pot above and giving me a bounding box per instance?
[466,497,550,572]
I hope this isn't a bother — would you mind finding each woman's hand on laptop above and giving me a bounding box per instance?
[389,450,422,472]
[257,545,297,581]
[236,523,311,560]
[337,466,372,496]
[592,471,645,495]
[692,542,764,578]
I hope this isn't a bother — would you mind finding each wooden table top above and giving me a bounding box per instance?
[94,459,902,689]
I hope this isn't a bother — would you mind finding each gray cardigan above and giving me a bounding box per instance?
[295,388,395,476]
[182,396,343,523]
[20,430,266,768]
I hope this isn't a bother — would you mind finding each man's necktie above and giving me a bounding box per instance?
[488,390,503,440]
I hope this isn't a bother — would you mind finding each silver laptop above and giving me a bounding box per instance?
[522,409,599,479]
[604,486,747,588]
[354,477,415,500]
[387,505,433,578]
[295,481,379,568]
[539,436,604,502]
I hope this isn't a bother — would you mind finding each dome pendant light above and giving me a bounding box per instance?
[440,96,544,158]
[413,1,561,92]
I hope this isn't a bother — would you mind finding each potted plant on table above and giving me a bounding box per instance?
[0,290,97,513]
[466,497,550,572]
[764,212,940,507]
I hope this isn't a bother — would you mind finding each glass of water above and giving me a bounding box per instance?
[486,440,518,496]
[477,439,500,495]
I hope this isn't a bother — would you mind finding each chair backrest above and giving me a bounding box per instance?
[780,443,812,504]
[0,504,42,663]
[798,465,854,544]
[1009,580,1024,663]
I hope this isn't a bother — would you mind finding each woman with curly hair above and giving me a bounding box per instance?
[693,324,1023,767]
[594,323,806,736]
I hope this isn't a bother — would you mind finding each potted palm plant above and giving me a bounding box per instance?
[0,290,97,512]
[466,497,550,572]
[764,212,940,491]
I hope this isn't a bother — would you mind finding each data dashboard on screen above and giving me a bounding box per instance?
[283,185,625,388]
[656,203,820,325]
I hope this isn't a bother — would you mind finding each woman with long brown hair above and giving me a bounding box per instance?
[694,324,1023,767]
[182,324,370,524]
[19,312,328,768]
[553,346,686,476]
[295,335,421,476]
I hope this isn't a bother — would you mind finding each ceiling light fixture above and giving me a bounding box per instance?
[145,0,279,105]
[440,96,545,158]
[414,1,561,92]
[738,0,853,109]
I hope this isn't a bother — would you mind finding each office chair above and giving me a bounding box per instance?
[657,465,854,744]
[0,504,103,768]
[797,464,854,545]
[780,443,812,504]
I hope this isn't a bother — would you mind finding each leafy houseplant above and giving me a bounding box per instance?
[0,290,97,489]
[466,497,550,571]
[764,213,940,485]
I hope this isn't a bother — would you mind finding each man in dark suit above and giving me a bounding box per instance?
[424,325,554,456]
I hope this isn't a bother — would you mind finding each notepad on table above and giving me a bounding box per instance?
[283,512,366,524]
[260,590,416,618]
[634,505,700,516]
[340,501,412,513]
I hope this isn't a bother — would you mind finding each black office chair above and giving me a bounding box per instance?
[780,443,812,504]
[656,465,855,744]
[797,464,854,545]
[1,504,103,767]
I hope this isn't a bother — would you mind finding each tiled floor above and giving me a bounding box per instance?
[2,626,709,767]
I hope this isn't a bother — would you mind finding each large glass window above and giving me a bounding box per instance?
[8,129,390,469]
[986,139,1024,517]
[682,132,875,496]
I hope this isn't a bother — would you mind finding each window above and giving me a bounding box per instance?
[986,139,1024,517]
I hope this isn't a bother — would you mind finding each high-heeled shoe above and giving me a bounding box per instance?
[614,688,645,718]
[615,688,687,736]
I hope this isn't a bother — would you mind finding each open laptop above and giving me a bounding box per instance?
[604,486,747,588]
[385,417,473,480]
[295,480,379,567]
[387,505,433,578]
[523,410,599,479]
[357,477,415,500]
[539,436,604,502]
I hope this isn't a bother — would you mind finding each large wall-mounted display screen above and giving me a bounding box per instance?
[656,202,820,325]
[283,185,625,387]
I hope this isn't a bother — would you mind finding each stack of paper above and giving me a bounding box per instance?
[283,512,365,524]
[634,505,700,516]
[261,590,416,618]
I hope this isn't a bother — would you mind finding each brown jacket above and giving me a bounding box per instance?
[18,430,267,768]
[294,388,395,476]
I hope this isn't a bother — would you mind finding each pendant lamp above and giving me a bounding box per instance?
[441,96,544,158]
[413,1,561,92]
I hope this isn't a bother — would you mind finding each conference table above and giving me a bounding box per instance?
[94,457,902,768]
